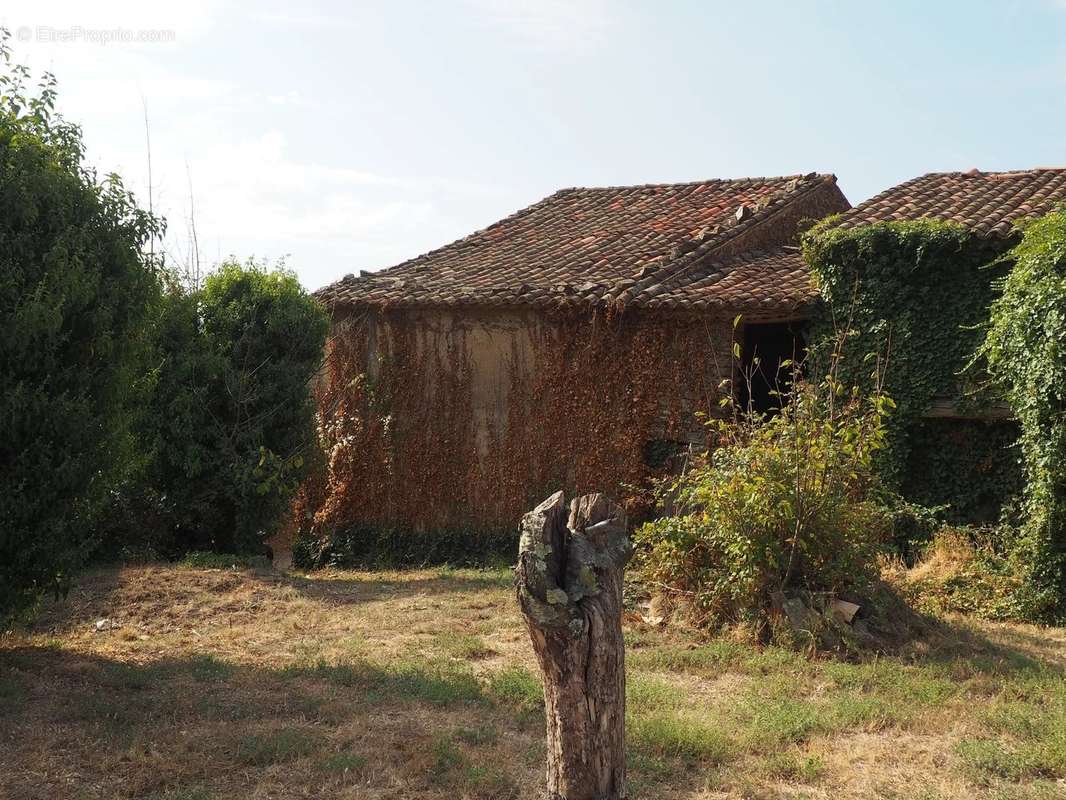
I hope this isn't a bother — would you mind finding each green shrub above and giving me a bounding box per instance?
[109,259,329,557]
[0,34,162,621]
[883,496,946,563]
[634,371,892,631]
[982,207,1066,620]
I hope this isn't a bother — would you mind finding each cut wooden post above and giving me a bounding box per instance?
[515,491,632,800]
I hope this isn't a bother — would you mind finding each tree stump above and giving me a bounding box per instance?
[515,491,632,800]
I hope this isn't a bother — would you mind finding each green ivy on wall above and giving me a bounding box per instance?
[802,220,1018,522]
[900,419,1023,526]
[981,207,1066,621]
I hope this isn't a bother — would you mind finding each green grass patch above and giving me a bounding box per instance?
[462,763,518,797]
[195,690,263,722]
[435,631,496,660]
[433,563,513,587]
[99,660,178,691]
[628,641,809,678]
[626,674,684,712]
[316,752,368,774]
[282,659,367,687]
[390,658,485,707]
[821,660,959,709]
[727,677,900,753]
[628,640,749,674]
[188,654,234,683]
[428,727,519,796]
[487,666,543,713]
[280,656,485,707]
[761,750,826,782]
[626,749,678,784]
[236,728,321,766]
[454,724,499,746]
[431,734,463,776]
[628,711,733,763]
[957,738,1037,783]
[737,695,823,750]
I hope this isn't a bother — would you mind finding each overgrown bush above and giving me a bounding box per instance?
[151,261,329,554]
[981,207,1066,621]
[0,34,162,621]
[97,260,330,558]
[634,367,893,632]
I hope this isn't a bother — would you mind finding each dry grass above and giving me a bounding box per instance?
[1,562,1064,799]
[886,529,1038,624]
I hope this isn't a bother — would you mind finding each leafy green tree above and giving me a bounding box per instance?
[982,208,1066,620]
[0,31,162,620]
[145,260,329,553]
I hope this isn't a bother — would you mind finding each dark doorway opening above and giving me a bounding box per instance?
[738,322,807,416]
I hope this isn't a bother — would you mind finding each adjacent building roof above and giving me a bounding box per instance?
[835,168,1066,237]
[317,173,847,314]
[641,248,815,312]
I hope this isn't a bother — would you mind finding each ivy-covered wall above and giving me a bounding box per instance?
[900,419,1023,525]
[982,207,1066,620]
[803,220,1021,524]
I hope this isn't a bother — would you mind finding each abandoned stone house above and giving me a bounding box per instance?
[311,173,849,537]
[311,167,1066,540]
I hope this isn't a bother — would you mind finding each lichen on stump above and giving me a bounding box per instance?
[515,491,632,800]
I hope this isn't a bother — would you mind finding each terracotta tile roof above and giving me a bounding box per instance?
[317,173,844,312]
[643,248,815,313]
[836,168,1066,237]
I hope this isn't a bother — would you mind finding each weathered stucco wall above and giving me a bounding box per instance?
[309,306,734,537]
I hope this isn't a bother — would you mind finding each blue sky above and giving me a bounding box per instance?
[5,1,1066,289]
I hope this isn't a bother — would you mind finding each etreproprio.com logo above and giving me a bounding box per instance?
[16,25,177,45]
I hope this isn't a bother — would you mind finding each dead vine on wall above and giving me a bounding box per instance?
[303,307,729,540]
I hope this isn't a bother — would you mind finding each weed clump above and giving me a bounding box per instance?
[635,361,892,641]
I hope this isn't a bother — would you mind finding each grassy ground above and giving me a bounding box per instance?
[1,562,1064,800]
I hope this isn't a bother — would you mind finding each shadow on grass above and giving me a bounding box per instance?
[272,567,513,607]
[18,566,127,633]
[626,584,1063,682]
[19,562,513,639]
[0,643,535,800]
